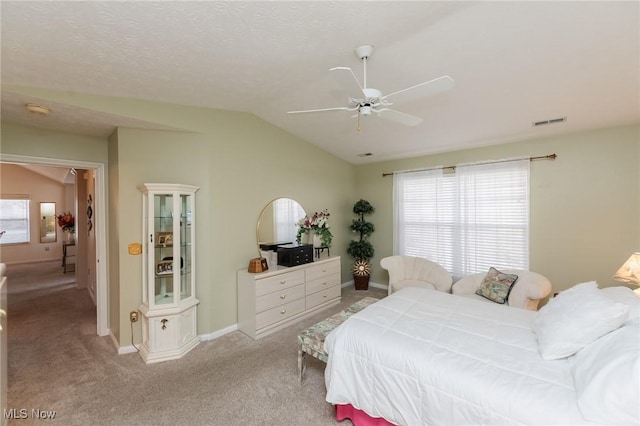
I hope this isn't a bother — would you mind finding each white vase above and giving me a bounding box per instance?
[312,234,322,248]
[301,230,312,245]
[66,231,75,244]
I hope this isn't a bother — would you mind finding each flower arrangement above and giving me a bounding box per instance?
[296,209,333,247]
[56,211,75,233]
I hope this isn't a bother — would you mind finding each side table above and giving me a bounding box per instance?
[62,242,76,273]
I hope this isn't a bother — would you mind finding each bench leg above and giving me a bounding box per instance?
[298,346,306,384]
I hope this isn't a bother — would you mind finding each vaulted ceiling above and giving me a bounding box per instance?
[2,1,638,164]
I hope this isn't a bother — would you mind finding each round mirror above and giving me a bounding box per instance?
[257,198,306,247]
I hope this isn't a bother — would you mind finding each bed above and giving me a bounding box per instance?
[324,285,639,425]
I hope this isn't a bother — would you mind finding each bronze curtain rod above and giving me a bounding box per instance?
[381,153,557,177]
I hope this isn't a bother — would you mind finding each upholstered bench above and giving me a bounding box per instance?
[297,297,379,383]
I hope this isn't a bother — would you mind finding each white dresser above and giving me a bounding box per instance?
[237,256,341,339]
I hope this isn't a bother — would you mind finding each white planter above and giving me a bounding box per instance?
[301,230,312,245]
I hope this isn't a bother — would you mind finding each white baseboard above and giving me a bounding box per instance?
[113,323,239,355]
[199,323,238,341]
[2,259,61,266]
[112,280,387,356]
[111,330,139,355]
[342,280,388,291]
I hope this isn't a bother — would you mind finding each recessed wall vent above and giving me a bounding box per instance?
[533,117,567,127]
[357,152,373,157]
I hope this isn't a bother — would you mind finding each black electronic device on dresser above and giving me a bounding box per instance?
[277,243,313,267]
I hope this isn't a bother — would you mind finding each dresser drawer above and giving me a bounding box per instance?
[256,298,305,330]
[255,270,305,297]
[306,273,340,296]
[237,257,342,339]
[256,283,305,313]
[306,259,340,282]
[306,284,341,309]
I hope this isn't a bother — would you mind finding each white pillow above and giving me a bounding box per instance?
[601,286,640,325]
[532,281,629,360]
[572,323,640,425]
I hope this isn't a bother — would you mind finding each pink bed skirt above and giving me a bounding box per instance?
[335,404,394,426]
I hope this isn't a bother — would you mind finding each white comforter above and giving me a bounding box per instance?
[324,287,592,425]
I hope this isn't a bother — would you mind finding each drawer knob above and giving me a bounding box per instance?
[322,282,327,286]
[280,294,286,299]
[323,295,327,298]
[280,280,286,284]
[280,309,286,315]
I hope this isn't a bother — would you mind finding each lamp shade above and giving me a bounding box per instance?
[613,253,640,286]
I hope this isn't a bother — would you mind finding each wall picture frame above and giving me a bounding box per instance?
[155,260,173,275]
[156,231,173,247]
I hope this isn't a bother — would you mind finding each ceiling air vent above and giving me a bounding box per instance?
[357,152,373,157]
[533,117,567,127]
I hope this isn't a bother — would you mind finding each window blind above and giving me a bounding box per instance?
[273,198,305,243]
[393,159,529,278]
[0,196,31,244]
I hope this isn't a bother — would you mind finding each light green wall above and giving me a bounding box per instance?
[0,122,107,162]
[354,125,640,294]
[107,129,120,342]
[112,118,355,338]
[1,90,355,347]
[2,85,638,346]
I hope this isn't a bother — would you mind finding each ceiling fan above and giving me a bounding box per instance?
[287,45,454,130]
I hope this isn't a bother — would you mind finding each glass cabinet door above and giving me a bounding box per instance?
[180,194,193,300]
[153,193,175,305]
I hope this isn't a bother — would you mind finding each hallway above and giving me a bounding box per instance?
[5,260,101,421]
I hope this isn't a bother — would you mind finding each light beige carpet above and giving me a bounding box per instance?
[6,261,386,425]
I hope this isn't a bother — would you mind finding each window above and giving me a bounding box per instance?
[0,196,31,244]
[393,159,529,278]
[273,198,305,243]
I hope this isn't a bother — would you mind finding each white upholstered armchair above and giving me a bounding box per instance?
[380,255,453,295]
[452,269,552,311]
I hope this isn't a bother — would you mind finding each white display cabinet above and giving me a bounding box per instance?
[138,183,199,363]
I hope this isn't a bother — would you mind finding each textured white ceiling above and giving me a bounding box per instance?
[2,1,638,164]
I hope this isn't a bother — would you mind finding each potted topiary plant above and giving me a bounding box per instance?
[347,199,375,290]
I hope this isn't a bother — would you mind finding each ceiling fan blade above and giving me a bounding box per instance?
[381,75,454,105]
[287,106,355,114]
[376,108,423,126]
[329,67,364,99]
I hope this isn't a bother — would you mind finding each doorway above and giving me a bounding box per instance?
[0,154,108,337]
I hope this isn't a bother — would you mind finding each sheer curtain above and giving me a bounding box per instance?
[274,198,305,243]
[393,159,529,278]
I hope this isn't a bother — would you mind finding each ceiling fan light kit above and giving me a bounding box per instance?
[287,45,454,130]
[355,45,373,60]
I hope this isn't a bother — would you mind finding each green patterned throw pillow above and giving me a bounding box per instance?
[475,267,519,304]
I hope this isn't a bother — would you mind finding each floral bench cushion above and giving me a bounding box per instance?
[298,297,379,363]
